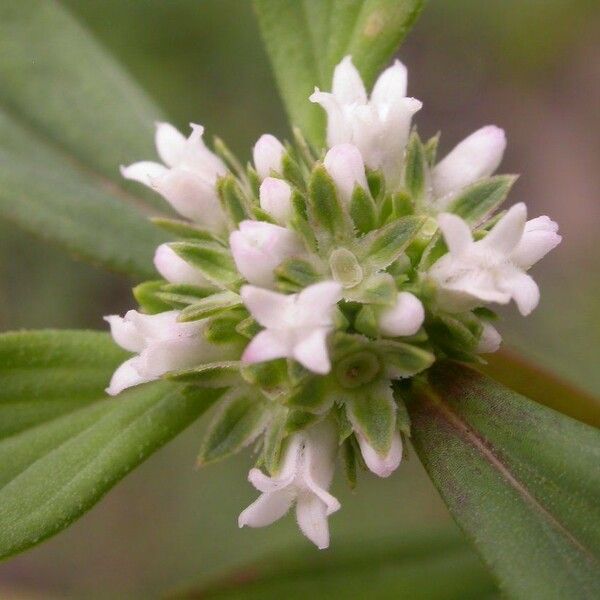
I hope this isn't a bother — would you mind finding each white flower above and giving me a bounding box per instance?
[229,220,305,288]
[154,243,211,286]
[323,143,369,204]
[239,419,340,549]
[476,321,502,354]
[121,122,228,231]
[378,292,425,337]
[429,203,561,315]
[259,177,293,224]
[240,281,343,374]
[310,56,422,188]
[253,134,285,179]
[355,430,403,478]
[432,125,507,208]
[105,310,235,395]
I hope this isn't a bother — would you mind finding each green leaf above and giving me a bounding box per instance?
[0,330,221,559]
[198,390,268,466]
[178,291,242,322]
[349,186,378,234]
[376,340,435,379]
[180,529,496,599]
[482,349,600,429]
[346,382,396,455]
[167,361,242,388]
[407,361,600,599]
[152,218,226,245]
[404,131,428,204]
[0,1,171,278]
[287,376,332,414]
[447,175,517,226]
[357,215,426,270]
[254,0,425,146]
[171,241,241,288]
[217,175,251,225]
[133,280,173,314]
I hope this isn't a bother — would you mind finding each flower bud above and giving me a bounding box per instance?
[259,177,293,224]
[356,430,403,478]
[229,220,304,287]
[379,292,425,337]
[154,244,210,286]
[433,125,507,199]
[323,143,368,204]
[476,321,502,354]
[253,134,285,179]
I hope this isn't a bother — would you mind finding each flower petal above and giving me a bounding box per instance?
[242,329,291,364]
[481,202,527,255]
[155,122,186,167]
[510,216,561,270]
[296,281,343,317]
[259,177,293,224]
[120,161,168,187]
[371,59,408,107]
[240,285,292,328]
[356,430,403,478]
[437,213,473,255]
[379,292,425,337]
[476,321,502,354]
[104,314,145,353]
[238,491,293,528]
[503,270,540,316]
[253,134,285,179]
[432,125,507,198]
[295,494,331,550]
[105,357,146,396]
[154,244,211,286]
[292,327,332,374]
[309,89,352,147]
[323,143,368,204]
[332,55,367,105]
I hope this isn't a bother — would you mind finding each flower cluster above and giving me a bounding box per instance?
[106,56,561,548]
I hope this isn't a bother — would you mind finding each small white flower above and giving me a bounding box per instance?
[121,122,228,231]
[429,203,561,315]
[229,220,305,288]
[259,177,293,224]
[253,134,285,179]
[476,321,502,354]
[154,243,211,286]
[355,430,403,478]
[239,419,340,549]
[378,292,425,337]
[241,281,343,374]
[310,56,421,188]
[105,310,235,395]
[323,143,369,204]
[432,125,507,208]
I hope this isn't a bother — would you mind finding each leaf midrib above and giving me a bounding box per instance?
[420,384,600,571]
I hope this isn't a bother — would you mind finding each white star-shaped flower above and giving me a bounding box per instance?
[240,281,343,374]
[310,56,421,188]
[121,122,228,231]
[239,420,340,549]
[428,203,561,315]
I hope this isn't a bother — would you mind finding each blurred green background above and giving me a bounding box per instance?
[0,0,598,597]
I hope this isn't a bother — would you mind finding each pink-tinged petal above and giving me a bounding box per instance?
[253,134,285,179]
[432,125,507,197]
[371,59,408,107]
[104,314,144,353]
[332,56,367,105]
[510,216,561,270]
[503,270,540,316]
[154,168,226,229]
[155,122,186,167]
[379,292,424,337]
[259,177,293,224]
[125,310,180,340]
[323,144,368,204]
[437,213,473,255]
[297,281,343,315]
[154,244,210,286]
[242,329,291,364]
[120,161,168,187]
[356,430,403,478]
[309,89,352,147]
[180,124,227,180]
[230,230,275,287]
[292,328,331,374]
[481,203,527,255]
[295,494,331,550]
[240,286,292,328]
[476,321,502,354]
[238,491,293,528]
[106,357,146,396]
